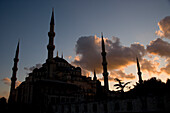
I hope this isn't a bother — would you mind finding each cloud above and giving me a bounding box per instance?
[98,69,135,82]
[146,36,170,76]
[81,69,91,77]
[1,77,21,88]
[1,77,11,85]
[160,58,170,75]
[72,35,146,74]
[147,38,170,57]
[98,76,115,81]
[155,16,170,39]
[141,58,160,75]
[110,69,136,80]
[74,55,80,61]
[72,35,102,73]
[16,81,21,88]
[0,91,9,99]
[24,63,42,72]
[65,56,72,60]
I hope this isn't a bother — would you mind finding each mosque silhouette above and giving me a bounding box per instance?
[2,10,170,113]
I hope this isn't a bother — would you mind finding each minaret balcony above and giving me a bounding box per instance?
[48,32,55,37]
[102,62,107,66]
[138,71,142,75]
[11,76,17,81]
[13,58,19,62]
[47,45,55,50]
[12,67,18,71]
[101,52,106,56]
[103,72,108,77]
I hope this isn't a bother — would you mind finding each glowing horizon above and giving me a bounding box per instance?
[0,0,170,99]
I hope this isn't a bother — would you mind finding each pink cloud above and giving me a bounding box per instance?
[1,77,21,88]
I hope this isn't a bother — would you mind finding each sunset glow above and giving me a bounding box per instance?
[0,0,170,99]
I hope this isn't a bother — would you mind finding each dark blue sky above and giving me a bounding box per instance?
[0,0,170,98]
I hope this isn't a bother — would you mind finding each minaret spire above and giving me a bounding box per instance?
[101,32,106,53]
[47,9,55,78]
[101,32,109,91]
[47,9,55,60]
[136,57,143,84]
[8,41,19,103]
[93,69,97,81]
[50,8,55,27]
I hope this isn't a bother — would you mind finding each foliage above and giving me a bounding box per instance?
[114,78,131,93]
[129,77,169,96]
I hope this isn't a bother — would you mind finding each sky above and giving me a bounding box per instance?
[0,0,170,98]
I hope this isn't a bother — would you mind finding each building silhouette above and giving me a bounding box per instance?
[8,10,107,112]
[7,10,170,113]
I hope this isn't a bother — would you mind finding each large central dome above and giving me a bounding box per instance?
[53,56,68,64]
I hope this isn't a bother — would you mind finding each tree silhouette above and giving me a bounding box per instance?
[114,78,131,93]
[129,77,167,96]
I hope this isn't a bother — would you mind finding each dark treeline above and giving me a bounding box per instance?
[127,77,170,96]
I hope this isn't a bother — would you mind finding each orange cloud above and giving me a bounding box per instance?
[65,56,72,60]
[98,76,115,81]
[160,58,170,75]
[110,69,136,80]
[141,58,160,75]
[72,35,146,73]
[16,81,21,88]
[74,55,80,61]
[147,38,170,57]
[155,16,170,39]
[1,77,11,85]
[1,77,21,88]
[146,38,170,76]
[98,69,135,82]
[81,69,91,77]
[0,91,9,99]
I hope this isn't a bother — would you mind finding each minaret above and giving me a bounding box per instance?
[47,9,55,60]
[8,41,19,103]
[136,57,143,84]
[57,50,58,57]
[61,52,63,59]
[101,32,109,91]
[47,9,55,78]
[93,69,97,81]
